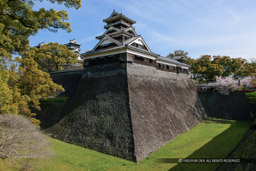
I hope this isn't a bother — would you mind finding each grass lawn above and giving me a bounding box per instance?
[0,118,250,171]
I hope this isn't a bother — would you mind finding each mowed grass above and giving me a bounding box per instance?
[1,118,250,171]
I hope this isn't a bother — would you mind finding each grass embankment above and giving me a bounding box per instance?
[218,119,256,171]
[38,97,68,110]
[1,118,250,171]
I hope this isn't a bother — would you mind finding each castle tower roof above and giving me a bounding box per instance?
[103,10,136,24]
[103,10,136,29]
[67,38,80,45]
[85,11,151,54]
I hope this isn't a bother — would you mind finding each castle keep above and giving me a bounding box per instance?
[83,10,189,74]
[48,11,205,162]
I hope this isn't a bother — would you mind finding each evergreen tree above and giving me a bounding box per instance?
[0,0,81,124]
[24,43,79,72]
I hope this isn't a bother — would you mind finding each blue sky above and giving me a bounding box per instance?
[30,0,256,60]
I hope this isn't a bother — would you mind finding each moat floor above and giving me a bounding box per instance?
[1,118,250,171]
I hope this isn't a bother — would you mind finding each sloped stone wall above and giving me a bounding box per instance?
[50,69,83,97]
[48,63,136,161]
[45,62,205,162]
[127,64,205,162]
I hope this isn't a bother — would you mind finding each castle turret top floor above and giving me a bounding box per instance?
[103,10,136,29]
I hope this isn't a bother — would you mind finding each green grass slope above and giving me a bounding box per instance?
[1,118,250,171]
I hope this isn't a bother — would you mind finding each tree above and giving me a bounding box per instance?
[191,55,256,83]
[212,56,255,78]
[167,50,194,66]
[0,0,81,123]
[234,62,255,77]
[167,50,189,58]
[246,91,256,104]
[1,57,64,125]
[245,59,256,105]
[25,43,79,72]
[191,55,224,83]
[250,58,256,75]
[216,76,254,90]
[0,67,13,114]
[213,56,233,77]
[18,57,64,114]
[0,114,52,170]
[0,0,81,59]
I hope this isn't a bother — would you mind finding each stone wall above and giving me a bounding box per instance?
[48,63,136,161]
[198,91,256,121]
[127,63,205,162]
[50,69,83,97]
[44,62,205,162]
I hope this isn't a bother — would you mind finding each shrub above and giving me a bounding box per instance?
[246,92,256,104]
[0,114,52,169]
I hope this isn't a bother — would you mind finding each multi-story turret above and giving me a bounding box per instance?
[35,39,82,61]
[83,10,189,74]
[65,39,82,60]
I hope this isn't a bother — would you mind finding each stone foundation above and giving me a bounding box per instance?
[127,64,205,161]
[45,62,205,162]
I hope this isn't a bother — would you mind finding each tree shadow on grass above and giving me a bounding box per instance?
[203,117,237,124]
[169,121,249,171]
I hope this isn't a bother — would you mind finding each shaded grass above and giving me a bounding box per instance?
[40,97,68,105]
[218,120,256,170]
[0,118,250,171]
[171,120,250,171]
